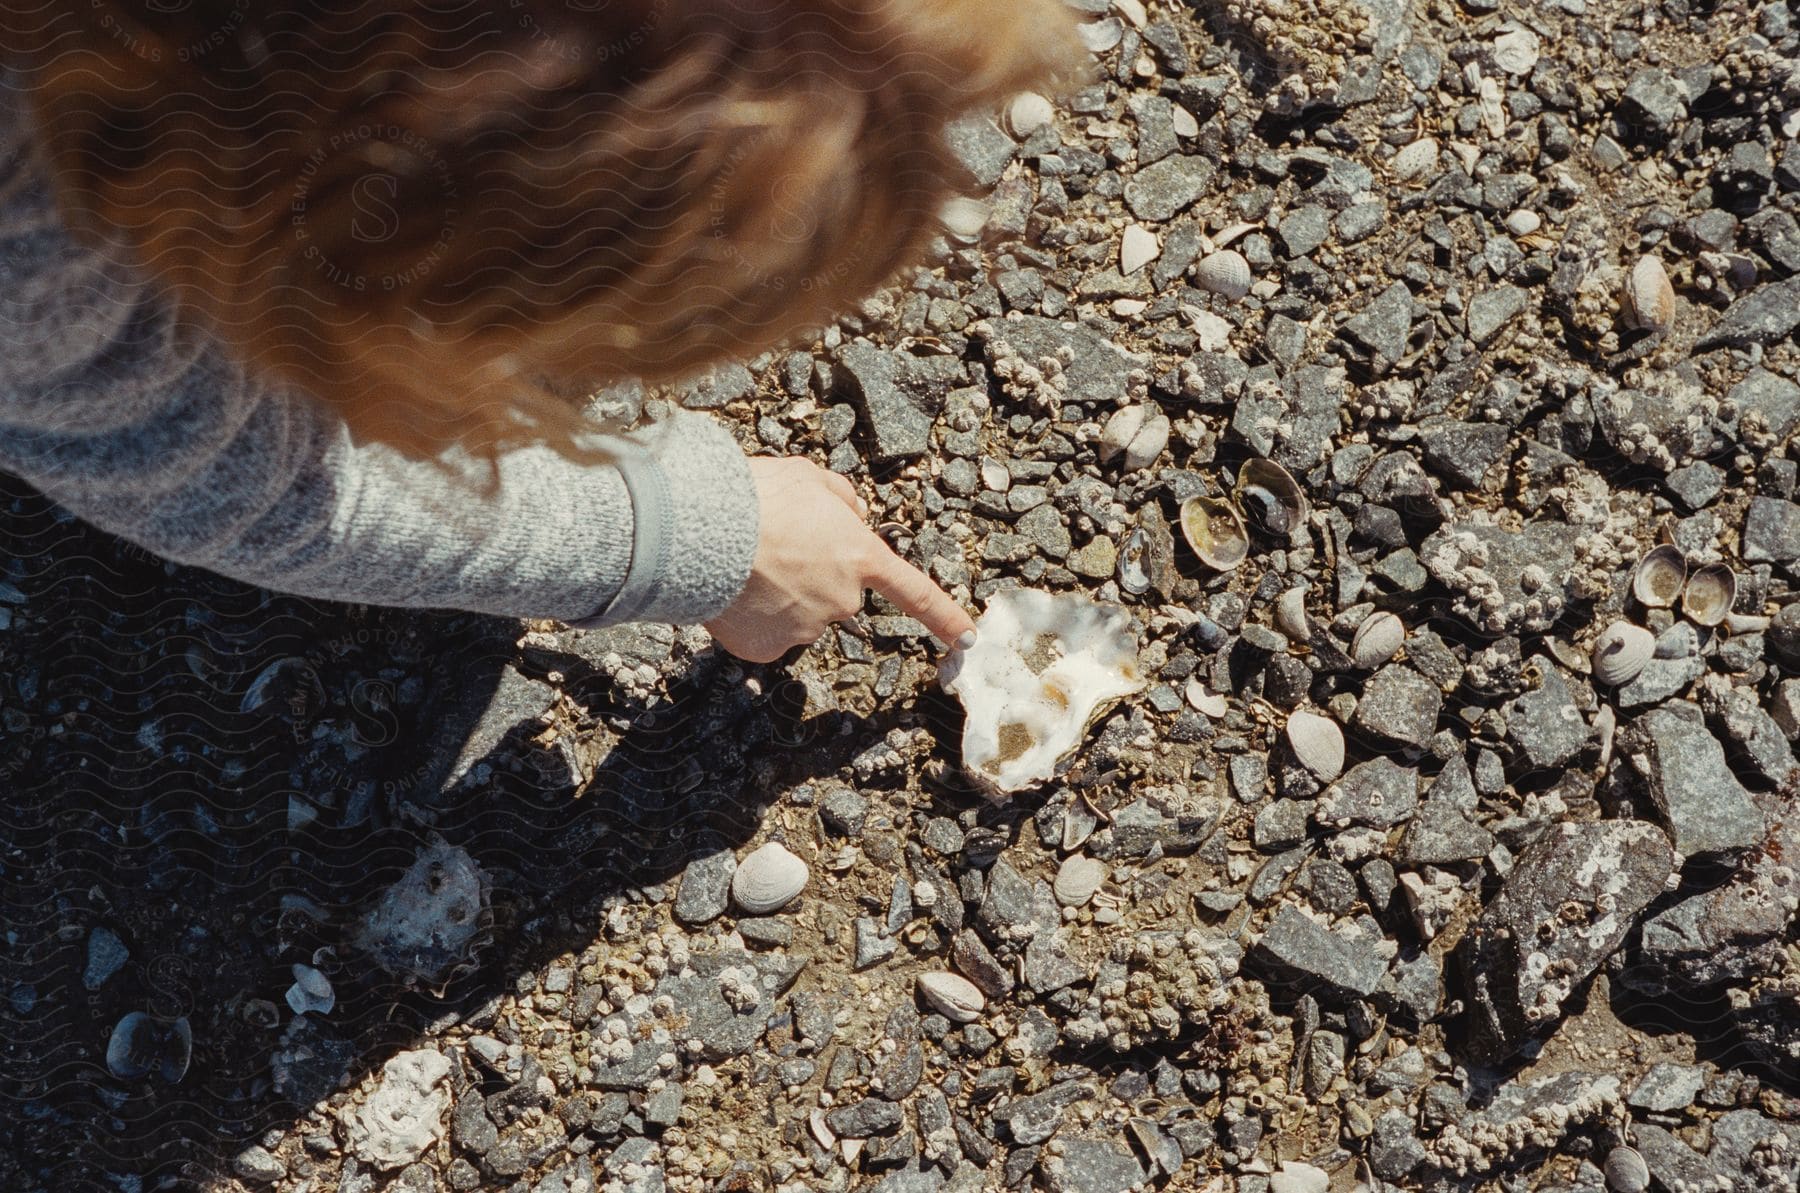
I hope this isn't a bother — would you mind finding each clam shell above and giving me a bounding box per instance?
[1194,249,1252,301]
[1590,621,1654,685]
[1603,1145,1650,1193]
[1622,255,1675,333]
[1681,562,1736,627]
[1631,544,1687,608]
[1005,92,1055,138]
[731,841,809,914]
[1123,413,1171,472]
[286,963,336,1017]
[1234,458,1310,537]
[1099,405,1148,463]
[1350,611,1404,669]
[1286,710,1345,782]
[1275,587,1310,642]
[1178,496,1248,571]
[1053,855,1108,907]
[917,972,986,1023]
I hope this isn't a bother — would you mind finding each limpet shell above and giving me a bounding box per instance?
[1350,611,1404,669]
[1194,249,1252,301]
[1590,621,1654,686]
[1053,855,1108,907]
[1179,496,1248,571]
[1235,458,1311,538]
[731,841,809,914]
[1120,224,1160,275]
[917,972,986,1023]
[1622,255,1676,333]
[1286,710,1345,783]
[1603,1145,1650,1193]
[1631,544,1687,608]
[1681,562,1736,627]
[106,1012,192,1083]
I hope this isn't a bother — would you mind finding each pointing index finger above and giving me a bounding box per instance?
[860,532,977,647]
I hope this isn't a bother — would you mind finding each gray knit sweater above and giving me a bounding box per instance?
[0,77,761,629]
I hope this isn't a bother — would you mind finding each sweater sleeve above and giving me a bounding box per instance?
[0,96,760,628]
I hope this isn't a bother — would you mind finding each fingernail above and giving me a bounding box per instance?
[953,630,978,651]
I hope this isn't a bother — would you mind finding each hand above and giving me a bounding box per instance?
[704,456,978,664]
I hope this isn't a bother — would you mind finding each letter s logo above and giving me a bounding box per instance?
[350,173,401,244]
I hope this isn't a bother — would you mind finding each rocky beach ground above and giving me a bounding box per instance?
[3,0,1800,1190]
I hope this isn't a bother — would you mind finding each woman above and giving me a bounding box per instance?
[0,0,1080,662]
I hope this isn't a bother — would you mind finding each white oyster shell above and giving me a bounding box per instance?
[940,590,1146,796]
[917,972,986,1022]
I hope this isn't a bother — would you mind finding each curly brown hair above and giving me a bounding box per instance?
[4,0,1081,462]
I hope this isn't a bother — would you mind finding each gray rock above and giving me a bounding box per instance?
[1417,419,1510,490]
[818,786,869,836]
[1627,1063,1706,1113]
[1637,809,1797,988]
[1246,904,1389,1000]
[1503,661,1589,772]
[1421,520,1580,634]
[974,315,1141,408]
[1338,280,1415,375]
[826,1097,903,1138]
[1428,1072,1622,1175]
[1696,276,1800,349]
[944,115,1017,187]
[1709,1110,1800,1184]
[1042,1136,1149,1193]
[1399,800,1495,864]
[1315,758,1419,829]
[1743,495,1800,568]
[1629,1123,1730,1191]
[1622,704,1765,856]
[1729,368,1800,442]
[1458,820,1673,1064]
[232,1146,287,1184]
[1467,286,1528,345]
[1255,799,1312,851]
[1124,155,1215,222]
[869,1163,948,1193]
[673,847,736,926]
[836,342,960,462]
[1696,681,1799,786]
[676,363,754,410]
[854,915,897,970]
[652,949,782,1062]
[83,927,129,991]
[1615,656,1706,709]
[1620,67,1688,130]
[1351,666,1442,748]
[1369,1109,1427,1181]
[1278,205,1332,257]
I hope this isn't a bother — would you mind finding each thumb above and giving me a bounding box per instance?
[861,533,977,647]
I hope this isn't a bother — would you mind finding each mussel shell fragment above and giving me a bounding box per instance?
[1285,710,1345,782]
[1681,562,1736,627]
[1234,458,1310,538]
[1630,544,1687,608]
[1179,496,1249,571]
[106,1012,193,1083]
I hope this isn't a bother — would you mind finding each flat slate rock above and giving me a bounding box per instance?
[1696,275,1800,349]
[1621,703,1764,857]
[1246,904,1389,1001]
[1124,155,1215,222]
[1503,660,1589,773]
[1458,820,1673,1065]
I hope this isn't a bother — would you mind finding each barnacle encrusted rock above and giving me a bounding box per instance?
[940,589,1146,795]
[349,1049,452,1169]
[1458,820,1673,1064]
[350,837,490,988]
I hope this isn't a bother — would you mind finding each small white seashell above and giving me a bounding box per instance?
[980,457,1011,492]
[940,197,989,243]
[286,963,336,1017]
[1275,587,1310,642]
[1350,611,1404,669]
[1120,224,1160,275]
[1491,23,1541,76]
[1185,678,1228,717]
[1286,710,1345,783]
[1631,544,1687,608]
[1005,92,1056,139]
[1604,1145,1650,1193]
[731,841,809,914]
[1053,855,1108,907]
[1112,0,1147,29]
[1270,1160,1330,1193]
[1171,104,1200,137]
[1622,255,1676,333]
[1393,137,1440,182]
[1595,704,1618,773]
[1099,405,1148,463]
[1590,621,1655,686]
[1078,18,1123,53]
[1123,413,1171,471]
[1193,250,1252,300]
[1505,209,1541,236]
[917,972,986,1023]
